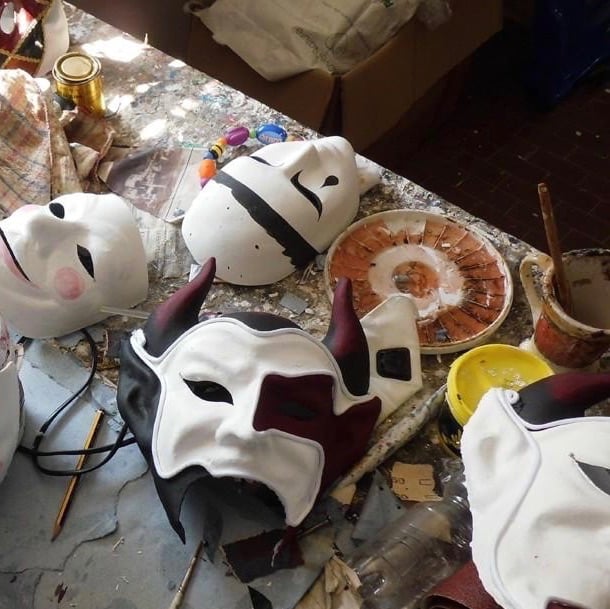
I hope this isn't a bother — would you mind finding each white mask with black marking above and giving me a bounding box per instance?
[181,136,375,286]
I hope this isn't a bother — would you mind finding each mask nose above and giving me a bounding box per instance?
[280,143,320,173]
[19,205,72,255]
[214,409,257,445]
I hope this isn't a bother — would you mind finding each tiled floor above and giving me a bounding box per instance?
[383,25,610,254]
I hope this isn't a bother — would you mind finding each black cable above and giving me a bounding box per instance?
[17,328,135,475]
[18,437,136,457]
[33,422,131,477]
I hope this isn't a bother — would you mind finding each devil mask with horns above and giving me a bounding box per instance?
[117,258,422,540]
[461,373,610,609]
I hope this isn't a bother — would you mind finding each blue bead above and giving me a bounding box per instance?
[256,124,287,145]
[202,150,215,160]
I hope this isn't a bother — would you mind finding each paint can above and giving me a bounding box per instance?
[519,248,610,370]
[52,52,106,116]
[437,344,554,456]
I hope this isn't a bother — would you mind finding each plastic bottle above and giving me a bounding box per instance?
[346,463,472,609]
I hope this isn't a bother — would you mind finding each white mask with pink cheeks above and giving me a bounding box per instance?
[0,315,22,485]
[0,193,149,338]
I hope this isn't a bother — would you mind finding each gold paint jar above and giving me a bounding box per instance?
[52,52,106,116]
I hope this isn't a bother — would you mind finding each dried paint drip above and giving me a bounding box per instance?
[325,210,513,354]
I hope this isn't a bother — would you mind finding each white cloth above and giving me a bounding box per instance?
[194,0,422,79]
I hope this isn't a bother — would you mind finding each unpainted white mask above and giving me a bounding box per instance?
[0,315,21,485]
[182,136,366,285]
[0,193,148,338]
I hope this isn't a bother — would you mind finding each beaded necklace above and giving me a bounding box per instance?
[198,123,289,188]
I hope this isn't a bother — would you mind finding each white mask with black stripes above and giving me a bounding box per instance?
[181,136,372,286]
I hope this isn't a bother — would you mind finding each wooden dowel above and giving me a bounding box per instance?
[538,182,572,315]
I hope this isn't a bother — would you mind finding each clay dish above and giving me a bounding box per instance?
[324,209,513,354]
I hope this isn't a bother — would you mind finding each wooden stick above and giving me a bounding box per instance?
[99,305,150,320]
[168,540,204,609]
[51,409,105,540]
[538,182,572,315]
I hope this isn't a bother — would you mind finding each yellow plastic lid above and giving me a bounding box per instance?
[446,343,554,427]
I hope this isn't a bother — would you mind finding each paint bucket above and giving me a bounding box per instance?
[519,249,610,370]
[438,343,554,455]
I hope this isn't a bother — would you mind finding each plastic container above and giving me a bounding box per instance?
[347,465,472,609]
[438,344,554,455]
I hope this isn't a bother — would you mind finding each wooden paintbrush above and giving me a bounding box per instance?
[538,182,572,316]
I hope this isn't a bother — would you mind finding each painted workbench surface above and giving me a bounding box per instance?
[0,5,542,609]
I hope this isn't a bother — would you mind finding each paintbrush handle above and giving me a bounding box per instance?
[538,182,572,315]
[168,540,204,609]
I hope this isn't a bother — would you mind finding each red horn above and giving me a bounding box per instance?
[517,372,610,425]
[143,258,216,356]
[323,278,370,396]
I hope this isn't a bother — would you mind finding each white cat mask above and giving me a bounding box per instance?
[462,373,610,609]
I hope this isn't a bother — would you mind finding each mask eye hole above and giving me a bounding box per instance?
[278,400,317,421]
[184,379,233,404]
[77,244,95,278]
[250,155,272,166]
[322,175,338,187]
[49,202,65,218]
[575,457,610,496]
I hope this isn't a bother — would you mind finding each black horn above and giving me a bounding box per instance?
[143,258,216,357]
[323,278,370,396]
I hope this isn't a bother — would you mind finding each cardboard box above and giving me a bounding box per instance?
[186,0,502,151]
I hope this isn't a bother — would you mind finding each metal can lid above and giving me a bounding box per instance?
[53,52,101,83]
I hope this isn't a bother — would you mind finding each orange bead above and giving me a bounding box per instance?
[198,159,217,180]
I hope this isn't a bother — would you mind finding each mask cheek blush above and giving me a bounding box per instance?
[53,267,86,300]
